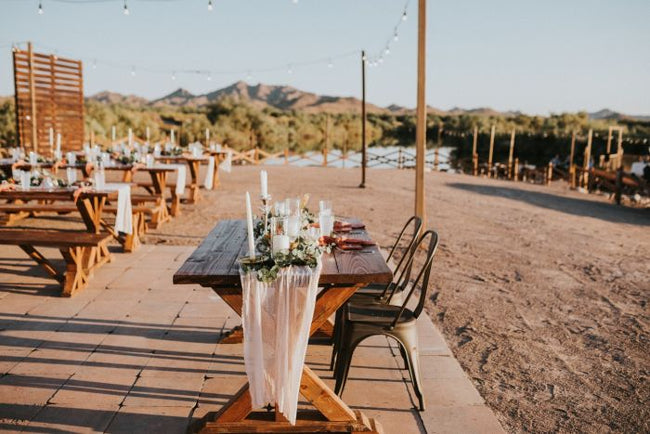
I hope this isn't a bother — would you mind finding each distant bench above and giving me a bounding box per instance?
[0,229,113,296]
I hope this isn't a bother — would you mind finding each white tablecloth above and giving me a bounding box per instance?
[103,183,132,234]
[203,156,215,190]
[240,263,322,424]
[219,151,232,173]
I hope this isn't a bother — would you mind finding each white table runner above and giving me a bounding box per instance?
[156,164,186,196]
[203,156,215,190]
[240,262,322,424]
[103,183,132,234]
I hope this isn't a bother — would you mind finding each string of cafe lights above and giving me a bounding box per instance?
[20,0,411,81]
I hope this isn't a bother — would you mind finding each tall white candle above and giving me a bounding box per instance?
[205,128,210,144]
[260,170,268,197]
[171,129,175,144]
[128,128,133,147]
[49,128,54,148]
[246,192,256,259]
[56,133,61,152]
[111,126,116,142]
[146,127,150,143]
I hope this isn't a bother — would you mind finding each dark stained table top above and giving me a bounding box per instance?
[173,219,392,287]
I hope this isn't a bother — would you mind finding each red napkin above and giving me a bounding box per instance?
[319,235,375,250]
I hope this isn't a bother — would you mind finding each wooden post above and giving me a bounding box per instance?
[49,54,57,158]
[434,147,439,170]
[398,147,403,169]
[472,126,478,176]
[359,50,367,189]
[546,162,553,185]
[606,126,613,155]
[28,42,38,153]
[284,148,289,165]
[414,0,427,224]
[487,124,495,178]
[90,130,95,147]
[513,158,519,182]
[582,129,593,188]
[616,128,623,169]
[322,147,328,167]
[508,128,515,180]
[569,130,576,174]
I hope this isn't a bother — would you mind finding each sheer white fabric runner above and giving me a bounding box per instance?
[240,263,322,424]
[156,163,186,196]
[219,151,232,173]
[103,183,132,234]
[203,156,215,190]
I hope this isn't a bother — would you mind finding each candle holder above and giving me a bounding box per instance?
[260,194,271,234]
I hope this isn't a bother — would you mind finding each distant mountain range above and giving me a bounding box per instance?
[11,80,650,120]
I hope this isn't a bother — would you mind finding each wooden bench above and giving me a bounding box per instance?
[0,229,113,296]
[0,203,147,253]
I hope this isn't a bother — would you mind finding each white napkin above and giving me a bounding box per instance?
[203,156,215,190]
[103,183,132,234]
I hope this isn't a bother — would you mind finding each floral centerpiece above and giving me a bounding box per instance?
[241,195,323,283]
[160,145,183,156]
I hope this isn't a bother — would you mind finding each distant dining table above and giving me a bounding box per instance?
[155,154,217,203]
[173,219,391,433]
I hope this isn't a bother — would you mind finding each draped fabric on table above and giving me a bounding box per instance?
[240,263,322,424]
[203,156,215,190]
[157,164,186,196]
[103,183,132,234]
[219,151,232,173]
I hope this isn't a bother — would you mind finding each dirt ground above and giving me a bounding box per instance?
[14,165,650,432]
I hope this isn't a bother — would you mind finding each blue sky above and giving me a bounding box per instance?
[0,0,649,115]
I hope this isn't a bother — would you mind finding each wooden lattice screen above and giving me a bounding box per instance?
[13,42,84,156]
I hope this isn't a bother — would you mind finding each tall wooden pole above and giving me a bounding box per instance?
[606,126,613,154]
[487,124,495,178]
[569,130,576,168]
[582,129,593,188]
[508,128,515,179]
[414,0,427,224]
[359,50,367,188]
[472,125,478,176]
[616,128,623,169]
[28,42,38,153]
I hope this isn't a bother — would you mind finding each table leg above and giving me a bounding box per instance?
[187,160,200,204]
[211,160,220,189]
[198,283,382,433]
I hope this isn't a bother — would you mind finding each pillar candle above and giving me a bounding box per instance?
[128,128,133,147]
[56,133,61,152]
[111,126,116,142]
[246,192,256,259]
[205,128,210,144]
[146,127,150,143]
[171,129,175,144]
[49,128,54,148]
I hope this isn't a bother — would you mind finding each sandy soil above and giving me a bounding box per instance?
[15,165,650,432]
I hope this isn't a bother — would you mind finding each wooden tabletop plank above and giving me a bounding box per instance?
[173,219,392,287]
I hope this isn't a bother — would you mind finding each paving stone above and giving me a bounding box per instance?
[419,355,468,380]
[178,302,229,318]
[25,404,119,433]
[122,372,205,407]
[0,373,70,409]
[50,372,137,407]
[107,268,166,290]
[105,405,192,433]
[340,378,415,411]
[420,378,486,407]
[8,347,93,376]
[197,375,247,408]
[420,404,506,433]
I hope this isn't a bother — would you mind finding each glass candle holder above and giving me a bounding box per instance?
[319,200,332,216]
[66,167,77,185]
[319,212,334,237]
[270,216,290,254]
[285,198,301,216]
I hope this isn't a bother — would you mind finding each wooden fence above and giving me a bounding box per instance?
[224,146,450,170]
[13,42,84,156]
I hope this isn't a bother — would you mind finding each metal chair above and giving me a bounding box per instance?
[329,216,422,370]
[333,230,439,411]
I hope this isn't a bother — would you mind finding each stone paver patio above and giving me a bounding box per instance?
[0,244,504,433]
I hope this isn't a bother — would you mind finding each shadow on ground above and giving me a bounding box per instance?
[447,182,650,226]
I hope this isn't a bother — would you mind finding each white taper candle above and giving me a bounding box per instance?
[260,170,268,197]
[246,192,256,259]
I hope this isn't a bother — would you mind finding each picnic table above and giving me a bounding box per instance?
[155,155,217,202]
[174,219,391,433]
[0,188,115,295]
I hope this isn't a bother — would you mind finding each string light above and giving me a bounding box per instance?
[130,65,136,76]
[38,1,43,15]
[206,72,212,81]
[171,71,176,80]
[123,0,129,15]
[402,10,407,21]
[328,58,333,68]
[92,59,97,69]
[288,64,294,75]
[384,46,390,55]
[207,0,213,12]
[246,71,252,81]
[393,30,399,42]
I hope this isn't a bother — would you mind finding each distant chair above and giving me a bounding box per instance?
[333,230,440,411]
[329,216,422,370]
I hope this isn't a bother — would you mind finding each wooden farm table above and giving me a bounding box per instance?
[173,219,391,433]
[155,155,214,202]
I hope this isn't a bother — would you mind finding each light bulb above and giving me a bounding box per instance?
[328,58,333,68]
[385,47,390,55]
[172,72,176,81]
[92,59,97,69]
[394,32,399,42]
[246,71,252,80]
[288,65,293,75]
[123,1,129,15]
[378,57,384,64]
[131,66,136,77]
[402,11,407,21]
[292,0,298,3]
[207,73,212,81]
[38,1,43,15]
[362,54,367,61]
[207,0,213,11]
